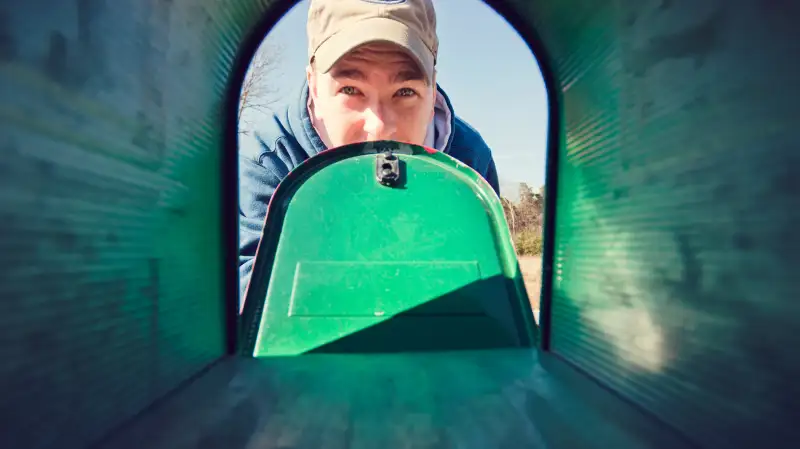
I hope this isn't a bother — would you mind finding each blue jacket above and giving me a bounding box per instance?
[238,80,499,300]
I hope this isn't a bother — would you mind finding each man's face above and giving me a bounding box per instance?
[307,42,436,148]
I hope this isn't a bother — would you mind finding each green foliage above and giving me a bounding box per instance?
[501,182,545,256]
[513,229,543,256]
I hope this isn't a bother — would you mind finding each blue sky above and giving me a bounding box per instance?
[255,0,549,198]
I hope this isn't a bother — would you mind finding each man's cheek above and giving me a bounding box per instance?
[332,119,357,145]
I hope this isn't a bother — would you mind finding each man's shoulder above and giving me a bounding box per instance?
[449,114,494,168]
[239,104,306,164]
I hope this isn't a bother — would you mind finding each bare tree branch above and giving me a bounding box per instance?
[238,42,284,135]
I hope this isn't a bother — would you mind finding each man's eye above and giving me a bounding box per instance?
[396,88,417,97]
[340,86,360,95]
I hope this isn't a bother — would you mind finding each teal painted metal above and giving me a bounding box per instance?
[0,1,235,448]
[241,141,537,356]
[529,1,800,447]
[4,0,800,447]
[96,352,697,449]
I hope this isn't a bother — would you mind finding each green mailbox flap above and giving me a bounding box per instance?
[288,261,486,316]
[241,141,536,356]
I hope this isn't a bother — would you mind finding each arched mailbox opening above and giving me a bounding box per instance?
[230,0,560,357]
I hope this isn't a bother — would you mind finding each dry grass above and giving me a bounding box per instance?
[517,256,542,311]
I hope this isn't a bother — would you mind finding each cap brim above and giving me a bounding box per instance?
[313,17,435,82]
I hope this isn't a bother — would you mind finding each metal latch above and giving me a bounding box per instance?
[376,151,401,187]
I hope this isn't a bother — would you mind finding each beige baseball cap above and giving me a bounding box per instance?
[307,0,438,82]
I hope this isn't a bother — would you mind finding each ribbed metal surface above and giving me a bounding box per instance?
[524,0,800,447]
[3,0,800,448]
[0,0,263,447]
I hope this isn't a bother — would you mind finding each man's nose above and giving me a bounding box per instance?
[362,107,395,140]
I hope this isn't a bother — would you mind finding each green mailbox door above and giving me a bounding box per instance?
[241,141,537,356]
